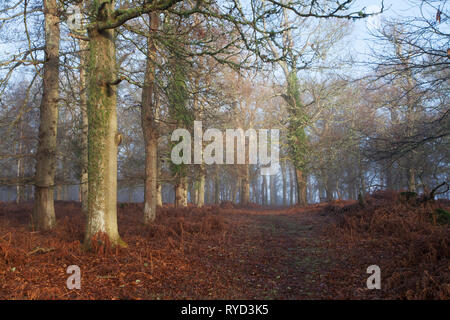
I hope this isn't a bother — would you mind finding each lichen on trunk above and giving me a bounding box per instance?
[84,0,125,249]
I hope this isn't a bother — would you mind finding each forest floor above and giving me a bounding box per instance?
[0,191,448,300]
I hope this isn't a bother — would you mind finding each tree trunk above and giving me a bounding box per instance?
[358,156,366,202]
[55,185,61,201]
[79,32,89,216]
[214,172,220,204]
[296,169,307,206]
[325,172,334,202]
[63,184,69,201]
[348,178,356,200]
[251,175,257,203]
[404,51,417,193]
[289,165,295,205]
[262,175,268,205]
[232,177,239,204]
[156,182,163,207]
[385,160,393,190]
[281,162,287,206]
[128,187,133,203]
[270,174,276,206]
[84,2,125,249]
[141,13,159,224]
[175,176,187,207]
[241,165,250,206]
[191,179,198,205]
[33,0,60,231]
[407,166,416,193]
[16,125,24,204]
[197,165,205,207]
[206,178,212,204]
[184,180,188,205]
[143,132,158,220]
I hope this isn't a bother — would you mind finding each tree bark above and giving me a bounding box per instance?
[289,164,295,205]
[16,123,24,204]
[79,32,89,216]
[325,172,334,202]
[232,177,239,204]
[128,187,133,203]
[241,165,250,206]
[296,169,307,206]
[156,177,163,207]
[214,171,220,204]
[270,174,276,206]
[281,162,287,206]
[197,165,205,207]
[206,178,213,204]
[407,166,416,193]
[141,12,159,224]
[33,0,60,231]
[385,160,393,190]
[262,175,268,205]
[84,1,125,248]
[175,176,187,207]
[142,125,158,220]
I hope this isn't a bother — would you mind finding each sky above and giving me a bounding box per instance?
[351,0,430,58]
[0,1,435,73]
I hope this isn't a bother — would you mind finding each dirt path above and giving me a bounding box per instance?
[194,208,335,299]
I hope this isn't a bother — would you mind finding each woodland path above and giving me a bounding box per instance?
[191,208,336,299]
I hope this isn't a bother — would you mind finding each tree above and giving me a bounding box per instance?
[262,2,353,206]
[77,2,90,216]
[141,12,159,224]
[364,1,449,161]
[33,0,60,231]
[168,52,192,208]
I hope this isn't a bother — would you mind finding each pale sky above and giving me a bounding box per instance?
[351,0,432,57]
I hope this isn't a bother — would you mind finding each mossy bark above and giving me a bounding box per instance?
[79,30,89,216]
[84,0,125,249]
[289,165,295,205]
[281,162,287,206]
[296,169,307,207]
[285,72,308,207]
[33,0,60,231]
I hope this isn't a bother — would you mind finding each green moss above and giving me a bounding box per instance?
[166,46,193,181]
[286,72,309,172]
[86,26,117,205]
[434,208,450,225]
